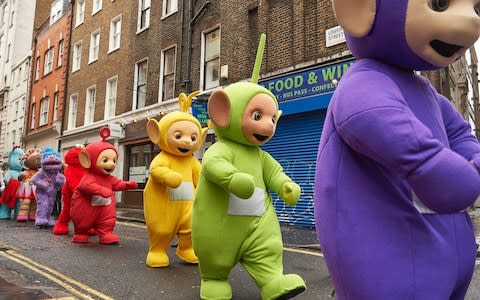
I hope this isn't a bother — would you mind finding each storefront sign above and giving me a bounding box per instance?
[325,25,346,47]
[192,101,209,127]
[260,59,355,103]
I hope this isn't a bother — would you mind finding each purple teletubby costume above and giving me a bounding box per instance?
[314,1,480,299]
[32,147,65,227]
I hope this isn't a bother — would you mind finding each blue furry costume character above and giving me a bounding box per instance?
[0,147,24,219]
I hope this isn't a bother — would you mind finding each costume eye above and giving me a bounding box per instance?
[429,0,449,12]
[272,115,276,124]
[475,4,480,16]
[175,132,182,139]
[191,134,197,142]
[251,111,262,121]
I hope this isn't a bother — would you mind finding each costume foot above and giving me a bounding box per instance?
[176,247,198,264]
[261,274,306,300]
[146,251,170,267]
[88,228,97,235]
[99,233,119,245]
[16,215,28,222]
[200,279,232,300]
[28,215,36,221]
[47,220,55,227]
[72,234,89,243]
[35,217,48,227]
[53,223,69,235]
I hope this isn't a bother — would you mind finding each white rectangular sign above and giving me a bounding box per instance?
[325,25,346,47]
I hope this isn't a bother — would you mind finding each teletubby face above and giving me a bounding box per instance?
[241,93,278,146]
[96,149,117,175]
[405,0,480,67]
[166,120,202,156]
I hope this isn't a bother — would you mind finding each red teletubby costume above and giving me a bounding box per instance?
[70,127,137,244]
[53,145,87,235]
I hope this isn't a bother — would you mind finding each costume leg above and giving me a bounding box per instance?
[146,219,176,267]
[54,194,71,235]
[175,203,198,264]
[71,200,95,243]
[16,198,30,222]
[35,194,49,226]
[28,199,36,221]
[0,204,11,219]
[96,205,119,245]
[45,195,56,227]
[241,207,305,300]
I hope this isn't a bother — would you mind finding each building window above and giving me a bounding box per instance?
[50,0,63,25]
[134,60,148,109]
[24,62,29,81]
[161,46,175,101]
[44,47,54,75]
[89,30,100,63]
[163,0,177,17]
[39,97,49,126]
[137,0,150,32]
[85,86,96,125]
[0,34,3,60]
[53,92,59,121]
[202,28,220,90]
[68,94,78,130]
[35,57,40,80]
[127,143,160,188]
[76,0,85,27]
[92,0,102,15]
[72,41,82,72]
[6,43,10,62]
[30,103,36,129]
[9,10,14,27]
[16,68,21,86]
[105,76,117,119]
[1,4,7,26]
[14,101,18,119]
[57,39,64,67]
[109,15,121,52]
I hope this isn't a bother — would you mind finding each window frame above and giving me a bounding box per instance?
[105,75,118,119]
[75,0,85,27]
[89,29,100,64]
[30,103,36,129]
[39,97,49,126]
[57,39,64,68]
[133,59,148,110]
[162,0,178,18]
[200,27,221,91]
[108,15,122,53]
[137,0,150,33]
[68,94,78,130]
[72,40,82,72]
[159,45,176,101]
[92,0,103,15]
[53,92,59,122]
[43,47,54,75]
[84,85,96,125]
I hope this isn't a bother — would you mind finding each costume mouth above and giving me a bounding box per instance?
[178,148,190,153]
[430,40,462,58]
[253,134,268,142]
[44,161,60,165]
[104,168,114,173]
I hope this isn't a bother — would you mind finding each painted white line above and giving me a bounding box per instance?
[116,221,146,229]
[283,246,324,257]
[1,250,113,300]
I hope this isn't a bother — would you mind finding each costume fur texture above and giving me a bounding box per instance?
[16,148,41,222]
[0,147,24,219]
[32,147,65,227]
[315,1,480,299]
[53,146,87,235]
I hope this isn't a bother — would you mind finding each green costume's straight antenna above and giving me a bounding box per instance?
[251,33,266,84]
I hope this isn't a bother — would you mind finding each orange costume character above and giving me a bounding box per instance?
[53,145,87,235]
[16,148,41,222]
[70,127,137,244]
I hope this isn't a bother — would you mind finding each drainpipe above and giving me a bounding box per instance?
[58,0,74,152]
[184,0,211,93]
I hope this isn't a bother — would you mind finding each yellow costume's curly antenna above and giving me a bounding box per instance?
[179,90,200,112]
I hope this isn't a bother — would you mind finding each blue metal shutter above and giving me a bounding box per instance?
[261,110,326,228]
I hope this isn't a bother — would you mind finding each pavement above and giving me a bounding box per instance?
[116,206,480,255]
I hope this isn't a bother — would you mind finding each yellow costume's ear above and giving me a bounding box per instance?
[146,119,161,144]
[331,0,376,38]
[79,150,91,169]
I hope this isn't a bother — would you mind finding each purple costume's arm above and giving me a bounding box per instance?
[334,71,480,213]
[437,93,480,170]
[32,171,49,190]
[55,173,65,189]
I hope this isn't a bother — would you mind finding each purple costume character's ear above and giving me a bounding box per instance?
[332,0,376,38]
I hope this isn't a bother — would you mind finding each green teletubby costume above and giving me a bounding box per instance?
[192,34,306,300]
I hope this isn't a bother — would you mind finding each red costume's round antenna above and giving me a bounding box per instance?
[99,126,111,142]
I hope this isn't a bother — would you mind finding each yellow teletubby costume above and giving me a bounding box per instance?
[144,91,208,267]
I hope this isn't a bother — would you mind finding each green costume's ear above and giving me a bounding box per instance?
[208,90,231,129]
[146,119,161,144]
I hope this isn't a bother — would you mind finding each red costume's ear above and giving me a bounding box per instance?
[332,0,376,38]
[79,150,91,169]
[208,89,231,128]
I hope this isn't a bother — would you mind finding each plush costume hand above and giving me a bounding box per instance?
[99,188,114,198]
[229,172,255,199]
[126,181,138,189]
[56,176,65,186]
[470,154,480,173]
[280,181,301,206]
[165,172,182,188]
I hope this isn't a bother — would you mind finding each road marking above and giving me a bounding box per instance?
[117,220,146,229]
[283,246,323,257]
[0,249,113,300]
[118,221,325,257]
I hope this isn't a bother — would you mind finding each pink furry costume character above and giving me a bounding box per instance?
[17,148,42,222]
[32,147,65,227]
[70,127,137,244]
[53,145,87,235]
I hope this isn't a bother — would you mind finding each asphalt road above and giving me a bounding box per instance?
[0,219,333,300]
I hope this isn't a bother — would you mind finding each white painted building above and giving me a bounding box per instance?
[0,0,35,162]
